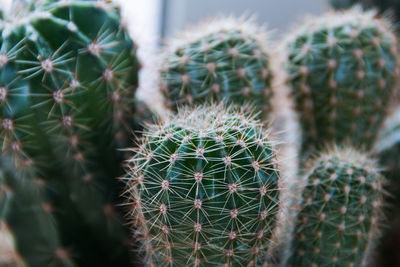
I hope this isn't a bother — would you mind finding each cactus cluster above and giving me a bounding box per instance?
[283,8,399,155]
[286,148,385,266]
[125,104,281,266]
[160,17,273,118]
[3,1,400,266]
[0,0,143,265]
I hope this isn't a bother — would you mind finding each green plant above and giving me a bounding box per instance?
[0,156,73,267]
[160,17,273,118]
[0,0,142,265]
[331,0,400,25]
[283,7,399,155]
[124,104,281,266]
[285,147,385,266]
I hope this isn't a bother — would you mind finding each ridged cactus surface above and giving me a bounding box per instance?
[161,17,273,117]
[286,148,384,267]
[0,0,140,266]
[125,104,280,266]
[283,8,399,155]
[0,157,74,267]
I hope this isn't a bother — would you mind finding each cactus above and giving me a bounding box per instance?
[285,147,385,266]
[160,17,274,118]
[124,104,281,266]
[0,0,140,265]
[331,0,400,24]
[282,7,399,155]
[0,156,75,267]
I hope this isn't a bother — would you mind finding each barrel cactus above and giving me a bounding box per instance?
[286,147,385,266]
[124,104,281,266]
[160,17,274,118]
[0,0,140,265]
[282,7,399,155]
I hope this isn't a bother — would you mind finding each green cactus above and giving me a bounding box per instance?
[0,0,140,265]
[286,147,385,267]
[124,104,281,266]
[331,0,400,25]
[160,17,273,118]
[0,157,75,267]
[283,7,399,155]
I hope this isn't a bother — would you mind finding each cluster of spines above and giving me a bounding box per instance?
[160,17,273,118]
[124,104,281,266]
[283,7,399,155]
[286,148,385,267]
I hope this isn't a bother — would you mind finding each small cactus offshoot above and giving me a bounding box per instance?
[283,7,399,155]
[124,104,281,266]
[160,17,274,118]
[286,147,385,267]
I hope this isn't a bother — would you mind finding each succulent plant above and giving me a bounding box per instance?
[331,0,400,25]
[124,104,281,266]
[0,156,74,267]
[282,7,399,155]
[0,0,141,265]
[285,147,385,267]
[160,17,273,118]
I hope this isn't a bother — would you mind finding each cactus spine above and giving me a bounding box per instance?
[160,17,273,117]
[125,104,281,266]
[0,0,140,265]
[286,148,385,267]
[282,7,399,155]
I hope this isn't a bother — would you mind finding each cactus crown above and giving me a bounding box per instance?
[287,147,385,266]
[125,104,281,266]
[160,17,273,118]
[283,7,399,154]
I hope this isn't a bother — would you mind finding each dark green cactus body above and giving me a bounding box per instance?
[0,157,75,267]
[287,148,384,267]
[0,0,140,266]
[126,105,280,266]
[284,8,399,155]
[161,18,273,117]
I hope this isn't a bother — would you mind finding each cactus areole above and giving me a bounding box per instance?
[125,105,280,266]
